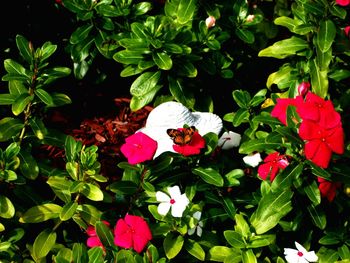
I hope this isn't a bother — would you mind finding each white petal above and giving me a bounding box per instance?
[156,191,170,202]
[295,242,308,255]
[192,112,223,135]
[284,248,298,256]
[171,202,187,217]
[193,211,202,220]
[196,226,203,237]
[168,185,182,199]
[218,131,241,150]
[285,253,299,263]
[304,251,318,262]
[157,202,171,216]
[243,152,262,167]
[187,227,195,235]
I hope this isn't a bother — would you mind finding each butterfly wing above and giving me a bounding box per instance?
[167,126,196,146]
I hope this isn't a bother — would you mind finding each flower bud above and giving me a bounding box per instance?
[297,81,310,97]
[246,15,255,23]
[205,16,216,29]
[345,26,350,37]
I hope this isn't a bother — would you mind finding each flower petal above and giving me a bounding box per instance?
[168,185,182,199]
[218,131,241,150]
[304,251,318,262]
[157,202,171,216]
[156,191,170,202]
[243,153,262,167]
[114,219,133,249]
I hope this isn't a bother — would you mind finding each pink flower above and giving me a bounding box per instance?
[257,152,290,181]
[297,81,310,97]
[205,16,216,28]
[114,214,152,253]
[172,129,206,156]
[120,132,158,165]
[317,177,341,202]
[299,120,344,168]
[336,0,350,6]
[344,26,350,36]
[271,96,303,125]
[86,220,110,248]
[296,92,341,129]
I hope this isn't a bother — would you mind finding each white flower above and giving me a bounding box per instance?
[246,14,255,22]
[187,211,203,237]
[156,185,189,218]
[139,101,223,158]
[205,16,216,28]
[218,131,241,150]
[284,241,318,263]
[243,152,262,167]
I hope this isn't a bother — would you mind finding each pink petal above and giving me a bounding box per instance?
[114,219,133,249]
[264,152,279,162]
[87,236,102,248]
[257,162,272,180]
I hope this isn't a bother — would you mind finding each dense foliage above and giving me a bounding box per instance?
[1,0,350,262]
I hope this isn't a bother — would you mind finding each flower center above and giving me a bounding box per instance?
[297,251,303,257]
[170,199,176,204]
[127,227,135,234]
[133,143,142,149]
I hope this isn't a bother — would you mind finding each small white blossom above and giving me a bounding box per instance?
[246,14,255,22]
[187,211,203,237]
[156,185,189,218]
[284,241,318,263]
[243,152,262,167]
[218,131,241,150]
[205,16,216,28]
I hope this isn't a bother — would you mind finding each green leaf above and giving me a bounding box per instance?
[208,246,238,262]
[258,36,309,59]
[88,246,104,263]
[130,71,161,97]
[12,94,34,116]
[72,243,88,263]
[192,167,224,187]
[310,59,328,98]
[95,221,115,248]
[234,213,251,238]
[9,80,27,95]
[222,197,236,220]
[18,149,39,180]
[271,162,304,191]
[0,94,15,105]
[0,117,24,142]
[29,117,48,140]
[81,183,104,201]
[177,0,197,24]
[113,50,146,65]
[163,233,184,259]
[232,90,251,108]
[0,195,15,219]
[235,28,254,44]
[134,2,152,16]
[274,16,301,32]
[40,41,57,62]
[307,160,332,180]
[60,201,78,221]
[224,231,246,249]
[307,203,326,229]
[33,229,57,260]
[303,180,321,206]
[152,52,173,70]
[338,244,350,260]
[107,181,138,195]
[19,203,62,223]
[3,59,29,77]
[241,249,257,263]
[239,139,281,154]
[316,20,336,53]
[16,35,33,63]
[250,190,293,234]
[130,84,161,111]
[185,239,205,261]
[77,204,102,225]
[232,108,250,127]
[70,24,93,45]
[266,65,293,89]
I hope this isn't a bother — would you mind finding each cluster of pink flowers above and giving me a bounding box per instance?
[271,85,344,169]
[270,83,344,201]
[86,214,152,253]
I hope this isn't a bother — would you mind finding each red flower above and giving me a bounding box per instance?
[345,26,350,37]
[86,220,110,248]
[317,177,341,202]
[296,92,341,129]
[271,96,303,125]
[299,120,344,168]
[257,152,290,181]
[172,129,206,156]
[120,132,158,165]
[297,81,310,97]
[114,214,152,253]
[336,0,350,6]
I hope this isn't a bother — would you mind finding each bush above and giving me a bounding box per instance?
[0,0,349,262]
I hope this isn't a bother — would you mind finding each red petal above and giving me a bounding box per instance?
[326,126,344,154]
[258,163,272,180]
[269,165,280,182]
[298,121,321,140]
[87,236,102,248]
[319,102,341,128]
[264,152,279,162]
[305,141,332,168]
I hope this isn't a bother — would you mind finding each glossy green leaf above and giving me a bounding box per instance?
[338,245,350,260]
[304,180,321,206]
[81,183,104,201]
[222,197,236,220]
[77,204,102,225]
[192,167,224,187]
[107,180,138,194]
[310,59,328,98]
[60,201,78,221]
[235,28,254,44]
[133,2,152,16]
[12,94,34,116]
[266,65,293,89]
[169,76,195,111]
[316,20,336,53]
[232,108,250,127]
[18,149,39,180]
[19,203,62,223]
[33,229,57,260]
[177,0,197,24]
[271,163,304,191]
[152,52,173,70]
[88,246,104,263]
[16,35,33,63]
[0,117,24,142]
[0,195,15,219]
[241,249,257,263]
[185,239,205,261]
[29,117,48,140]
[95,220,115,248]
[72,243,88,263]
[163,233,184,259]
[250,190,293,234]
[70,24,93,45]
[129,84,161,111]
[224,231,246,248]
[239,138,281,154]
[40,41,57,62]
[274,16,301,31]
[130,71,161,97]
[0,94,15,105]
[3,59,29,77]
[9,80,27,95]
[234,213,250,238]
[307,203,326,229]
[208,246,238,262]
[258,37,309,59]
[232,90,251,108]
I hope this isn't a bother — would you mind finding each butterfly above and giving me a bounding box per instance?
[167,126,196,146]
